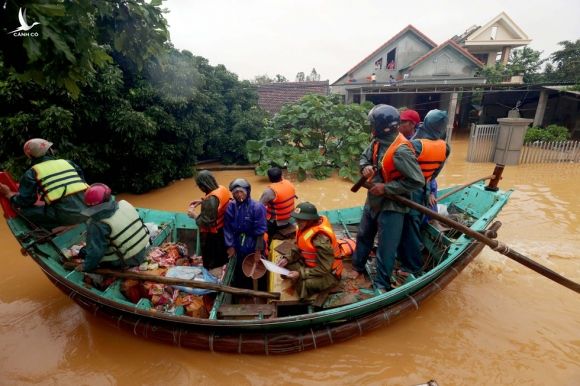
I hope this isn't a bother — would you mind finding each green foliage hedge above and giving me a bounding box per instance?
[0,1,266,194]
[524,125,571,143]
[247,95,372,182]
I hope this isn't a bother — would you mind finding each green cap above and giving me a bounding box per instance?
[291,202,320,220]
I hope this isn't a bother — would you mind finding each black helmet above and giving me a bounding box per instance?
[229,178,251,194]
[368,104,400,138]
[291,202,320,221]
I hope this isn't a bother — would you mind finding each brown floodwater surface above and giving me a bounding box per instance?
[1,139,579,385]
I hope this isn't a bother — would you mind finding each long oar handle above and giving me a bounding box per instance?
[387,193,580,294]
[93,268,280,299]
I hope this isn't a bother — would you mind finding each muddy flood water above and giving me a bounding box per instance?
[1,138,579,385]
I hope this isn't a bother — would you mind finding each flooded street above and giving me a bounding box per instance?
[1,138,578,385]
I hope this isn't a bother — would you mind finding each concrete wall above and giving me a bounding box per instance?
[408,46,480,78]
[338,32,433,85]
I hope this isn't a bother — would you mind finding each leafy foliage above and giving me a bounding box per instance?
[480,47,545,84]
[543,40,580,83]
[508,47,546,83]
[0,1,266,193]
[247,95,372,182]
[524,125,571,143]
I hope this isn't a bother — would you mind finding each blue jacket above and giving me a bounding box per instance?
[224,193,267,257]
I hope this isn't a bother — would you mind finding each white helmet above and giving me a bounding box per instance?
[23,138,53,158]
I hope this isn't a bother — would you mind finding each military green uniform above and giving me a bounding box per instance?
[286,233,339,300]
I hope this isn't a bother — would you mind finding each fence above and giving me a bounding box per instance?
[520,141,580,164]
[467,124,500,162]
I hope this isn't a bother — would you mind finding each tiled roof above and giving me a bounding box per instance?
[257,81,329,114]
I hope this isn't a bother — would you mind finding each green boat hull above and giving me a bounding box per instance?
[6,182,512,354]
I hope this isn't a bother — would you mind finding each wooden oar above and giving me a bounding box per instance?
[352,177,579,293]
[386,193,580,294]
[93,268,280,300]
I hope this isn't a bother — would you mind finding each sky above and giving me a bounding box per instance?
[163,0,580,83]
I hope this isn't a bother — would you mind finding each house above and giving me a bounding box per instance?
[331,12,532,138]
[256,81,329,114]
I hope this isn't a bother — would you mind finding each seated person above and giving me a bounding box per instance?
[278,202,343,300]
[74,183,150,272]
[0,138,88,230]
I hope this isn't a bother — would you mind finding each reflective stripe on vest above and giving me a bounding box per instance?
[371,134,412,182]
[200,186,232,234]
[266,179,296,221]
[100,200,150,262]
[415,139,447,181]
[32,159,88,204]
[296,216,343,278]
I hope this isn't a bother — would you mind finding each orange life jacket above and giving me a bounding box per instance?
[337,238,356,257]
[200,185,231,233]
[372,134,412,182]
[296,216,343,278]
[266,179,296,221]
[414,139,447,182]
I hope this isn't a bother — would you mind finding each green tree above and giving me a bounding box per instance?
[507,47,546,83]
[545,40,580,83]
[480,63,510,84]
[247,95,371,181]
[1,0,169,98]
[306,68,321,81]
[295,71,305,82]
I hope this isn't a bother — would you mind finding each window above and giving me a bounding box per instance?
[386,48,396,69]
[374,58,383,70]
[434,54,452,75]
[490,26,498,40]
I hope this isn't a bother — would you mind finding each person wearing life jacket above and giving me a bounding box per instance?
[0,138,89,230]
[74,183,150,272]
[187,170,231,270]
[259,166,297,242]
[398,108,421,140]
[350,105,424,293]
[396,109,451,281]
[278,202,342,300]
[224,178,267,290]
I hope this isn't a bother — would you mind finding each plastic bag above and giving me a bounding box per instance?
[165,266,218,296]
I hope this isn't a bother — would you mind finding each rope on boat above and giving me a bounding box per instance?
[406,294,419,310]
[326,326,334,344]
[310,328,317,350]
[356,319,363,336]
[492,241,510,254]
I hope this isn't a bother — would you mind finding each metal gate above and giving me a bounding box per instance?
[467,124,500,162]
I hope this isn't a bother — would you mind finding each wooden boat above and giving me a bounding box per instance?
[2,173,511,355]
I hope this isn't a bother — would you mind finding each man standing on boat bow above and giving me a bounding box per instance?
[351,105,424,292]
